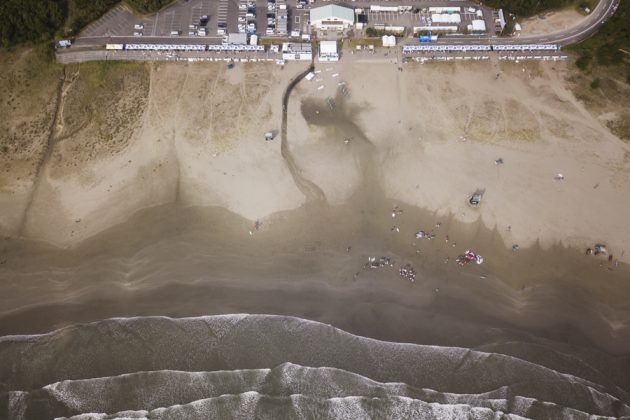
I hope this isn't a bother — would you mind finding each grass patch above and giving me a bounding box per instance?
[590,77,601,89]
[607,115,630,141]
[79,60,145,86]
[0,47,62,183]
[483,0,590,17]
[48,59,150,175]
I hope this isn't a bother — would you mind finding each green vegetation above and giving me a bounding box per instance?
[589,78,601,88]
[365,27,404,37]
[571,0,630,68]
[50,60,150,171]
[0,47,63,182]
[1,0,174,49]
[66,0,119,35]
[0,0,66,47]
[0,0,117,47]
[484,0,589,17]
[125,0,174,14]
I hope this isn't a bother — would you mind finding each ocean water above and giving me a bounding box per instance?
[1,314,629,419]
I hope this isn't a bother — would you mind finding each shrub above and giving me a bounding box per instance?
[575,54,591,70]
[590,78,601,89]
[365,27,378,37]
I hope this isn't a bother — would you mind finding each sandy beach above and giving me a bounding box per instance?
[518,8,588,36]
[1,50,630,417]
[2,58,628,261]
[0,56,628,313]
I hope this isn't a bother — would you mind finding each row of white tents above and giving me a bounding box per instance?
[498,55,568,60]
[403,45,491,52]
[117,44,265,52]
[403,44,559,53]
[493,44,559,51]
[207,44,265,51]
[125,44,206,51]
[112,43,560,55]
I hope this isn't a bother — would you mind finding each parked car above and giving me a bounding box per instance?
[469,190,484,206]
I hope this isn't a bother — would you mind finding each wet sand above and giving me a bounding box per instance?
[1,190,629,358]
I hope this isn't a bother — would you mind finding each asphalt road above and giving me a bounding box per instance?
[437,0,620,46]
[522,0,620,45]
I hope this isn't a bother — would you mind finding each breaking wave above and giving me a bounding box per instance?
[1,314,629,419]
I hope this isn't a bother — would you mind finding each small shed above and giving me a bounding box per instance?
[318,40,339,61]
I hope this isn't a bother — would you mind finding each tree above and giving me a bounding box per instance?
[0,0,66,47]
[125,0,175,14]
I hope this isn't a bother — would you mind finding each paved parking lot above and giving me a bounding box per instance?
[76,0,491,44]
[365,6,487,33]
[367,10,417,29]
[79,0,223,41]
[80,5,139,37]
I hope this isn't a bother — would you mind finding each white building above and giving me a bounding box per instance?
[282,43,312,61]
[310,5,354,30]
[471,19,486,33]
[318,40,338,61]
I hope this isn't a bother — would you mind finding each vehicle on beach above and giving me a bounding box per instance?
[457,250,483,265]
[469,189,484,206]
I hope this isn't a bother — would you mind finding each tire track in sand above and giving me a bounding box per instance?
[17,67,79,236]
[281,64,328,204]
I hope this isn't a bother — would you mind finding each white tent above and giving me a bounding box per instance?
[471,19,486,32]
[431,13,461,23]
[382,35,396,47]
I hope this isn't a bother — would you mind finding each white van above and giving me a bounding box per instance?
[170,30,180,36]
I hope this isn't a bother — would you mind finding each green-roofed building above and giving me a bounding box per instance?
[310,4,355,30]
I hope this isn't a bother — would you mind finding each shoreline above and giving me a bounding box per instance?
[1,199,629,350]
